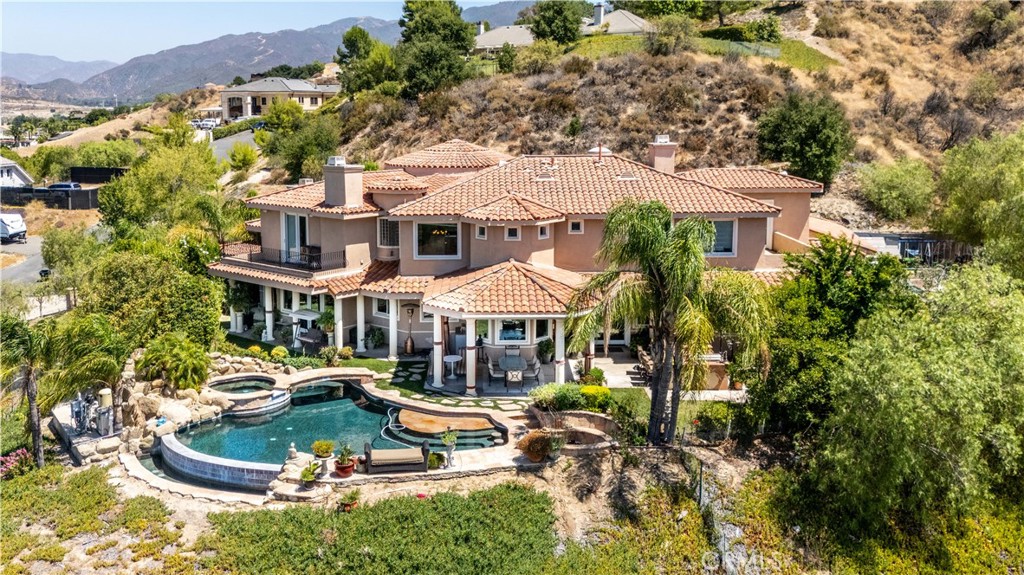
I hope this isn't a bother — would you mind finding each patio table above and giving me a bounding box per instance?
[443,354,463,379]
[499,356,527,372]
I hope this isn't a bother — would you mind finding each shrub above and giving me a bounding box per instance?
[813,11,850,38]
[694,402,733,433]
[578,367,606,386]
[212,118,261,140]
[427,452,446,469]
[497,42,517,74]
[281,356,326,370]
[516,430,553,461]
[1,448,33,479]
[319,346,338,366]
[138,332,210,391]
[966,72,999,111]
[529,383,560,409]
[757,91,854,185]
[744,16,782,43]
[246,344,270,360]
[859,159,935,220]
[270,346,289,360]
[554,384,584,411]
[311,440,335,458]
[561,55,592,75]
[517,39,562,76]
[580,385,611,411]
[647,14,698,55]
[338,346,354,360]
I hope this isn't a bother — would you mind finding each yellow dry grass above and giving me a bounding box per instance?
[18,201,101,235]
[0,252,27,269]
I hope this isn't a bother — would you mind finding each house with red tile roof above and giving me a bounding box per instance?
[210,137,821,394]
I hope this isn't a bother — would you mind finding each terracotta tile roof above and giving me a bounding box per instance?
[423,259,586,315]
[389,155,780,219]
[364,172,430,192]
[384,139,513,170]
[748,269,792,287]
[246,170,440,214]
[244,219,261,232]
[678,167,822,191]
[420,172,469,192]
[208,261,315,288]
[462,193,564,222]
[316,260,433,297]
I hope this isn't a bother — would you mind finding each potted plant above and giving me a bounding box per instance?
[364,326,386,350]
[516,430,552,463]
[319,307,336,346]
[334,443,356,478]
[537,338,555,364]
[548,434,566,460]
[339,489,360,512]
[427,452,446,470]
[311,440,334,478]
[300,462,318,489]
[441,428,458,468]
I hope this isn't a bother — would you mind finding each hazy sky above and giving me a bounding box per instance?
[1,1,494,63]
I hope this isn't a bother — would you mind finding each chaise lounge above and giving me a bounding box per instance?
[363,441,430,474]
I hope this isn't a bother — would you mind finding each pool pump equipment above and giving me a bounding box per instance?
[70,388,114,436]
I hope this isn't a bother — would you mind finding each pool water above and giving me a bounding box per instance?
[177,398,388,464]
[211,379,275,394]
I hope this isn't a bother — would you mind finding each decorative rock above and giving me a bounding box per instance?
[284,366,298,375]
[209,352,222,359]
[137,395,162,419]
[198,389,233,410]
[150,378,165,389]
[176,388,200,403]
[96,436,121,455]
[240,365,258,373]
[75,442,96,459]
[159,403,192,426]
[298,366,312,372]
[218,364,231,375]
[139,435,155,450]
[196,405,218,421]
[154,422,177,437]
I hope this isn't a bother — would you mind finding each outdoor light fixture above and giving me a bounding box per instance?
[403,304,418,355]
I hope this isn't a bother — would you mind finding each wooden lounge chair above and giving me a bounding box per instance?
[363,441,430,474]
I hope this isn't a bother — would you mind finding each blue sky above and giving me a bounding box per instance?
[1,1,495,63]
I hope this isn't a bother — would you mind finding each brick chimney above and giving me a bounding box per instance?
[323,156,364,208]
[648,134,677,174]
[593,3,605,26]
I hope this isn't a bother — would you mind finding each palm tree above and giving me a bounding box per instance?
[1,315,63,467]
[566,200,773,445]
[1,313,129,468]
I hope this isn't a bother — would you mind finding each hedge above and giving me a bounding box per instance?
[212,117,261,140]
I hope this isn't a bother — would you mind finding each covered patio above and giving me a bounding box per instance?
[420,260,589,396]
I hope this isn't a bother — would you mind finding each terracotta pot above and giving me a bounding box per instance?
[342,501,358,513]
[335,457,356,478]
[524,451,546,463]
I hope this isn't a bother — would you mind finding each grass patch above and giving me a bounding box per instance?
[571,35,645,59]
[338,357,397,374]
[608,388,702,431]
[1,407,29,454]
[196,483,556,575]
[0,464,118,539]
[779,39,835,71]
[21,542,66,563]
[373,359,427,397]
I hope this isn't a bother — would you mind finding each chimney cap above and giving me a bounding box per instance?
[326,156,346,167]
[653,134,672,144]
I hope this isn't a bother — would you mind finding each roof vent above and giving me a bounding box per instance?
[298,178,314,185]
[535,173,556,181]
[617,171,637,181]
[654,134,671,144]
[779,170,788,175]
[588,145,613,155]
[326,156,346,167]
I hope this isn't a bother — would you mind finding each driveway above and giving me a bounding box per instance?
[211,130,257,162]
[1,235,45,284]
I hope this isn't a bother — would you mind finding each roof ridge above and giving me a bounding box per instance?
[512,261,574,305]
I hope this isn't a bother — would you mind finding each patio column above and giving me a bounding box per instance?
[243,96,252,117]
[318,294,325,312]
[334,294,344,346]
[262,285,274,342]
[291,290,301,349]
[432,313,444,388]
[465,319,477,396]
[228,279,239,333]
[387,299,399,361]
[355,294,366,352]
[554,319,566,384]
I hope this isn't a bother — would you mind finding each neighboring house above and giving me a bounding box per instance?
[210,136,832,394]
[220,77,340,122]
[473,3,651,52]
[0,157,34,187]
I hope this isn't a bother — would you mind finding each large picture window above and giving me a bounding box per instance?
[415,223,460,259]
[498,319,527,343]
[709,220,736,256]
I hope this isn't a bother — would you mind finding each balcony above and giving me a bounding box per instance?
[220,243,347,272]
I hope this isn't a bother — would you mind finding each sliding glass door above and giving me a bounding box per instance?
[284,214,307,263]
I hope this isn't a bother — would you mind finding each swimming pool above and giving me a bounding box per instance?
[210,378,275,394]
[174,380,504,466]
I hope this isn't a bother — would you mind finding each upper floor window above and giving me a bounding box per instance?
[475,225,487,240]
[505,226,521,241]
[310,97,319,105]
[415,222,460,259]
[708,220,736,257]
[378,218,399,248]
[569,220,584,234]
[298,96,305,104]
[538,225,550,240]
[261,97,267,105]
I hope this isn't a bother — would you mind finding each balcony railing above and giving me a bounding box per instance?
[220,243,346,272]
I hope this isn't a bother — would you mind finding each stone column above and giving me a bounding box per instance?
[465,318,477,396]
[318,294,325,312]
[387,299,399,361]
[228,279,239,333]
[554,319,566,384]
[262,285,274,342]
[355,294,366,352]
[243,95,252,117]
[432,313,444,388]
[334,295,344,346]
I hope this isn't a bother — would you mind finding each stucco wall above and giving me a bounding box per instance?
[742,191,811,243]
[469,223,555,268]
[705,217,768,270]
[398,221,471,276]
[553,219,604,272]
[260,210,282,251]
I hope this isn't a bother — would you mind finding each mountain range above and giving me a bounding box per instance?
[1,1,533,105]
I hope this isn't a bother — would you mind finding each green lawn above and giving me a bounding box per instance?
[570,34,645,59]
[779,38,836,71]
[609,387,703,432]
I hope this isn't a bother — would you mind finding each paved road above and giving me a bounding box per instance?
[1,235,45,284]
[211,130,257,162]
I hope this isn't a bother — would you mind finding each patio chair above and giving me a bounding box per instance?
[505,369,524,390]
[487,356,505,383]
[523,357,543,384]
[505,345,521,356]
[296,328,323,355]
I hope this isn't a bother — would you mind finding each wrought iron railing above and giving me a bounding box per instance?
[220,243,346,271]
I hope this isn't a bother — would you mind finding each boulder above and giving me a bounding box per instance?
[159,402,192,426]
[240,365,258,374]
[218,364,231,375]
[176,388,200,403]
[209,352,222,360]
[198,389,234,410]
[96,436,121,455]
[139,436,155,450]
[299,366,312,372]
[132,381,150,394]
[284,366,298,375]
[150,378,165,389]
[196,405,218,421]
[240,357,255,366]
[74,442,96,460]
[136,395,163,419]
[154,422,177,437]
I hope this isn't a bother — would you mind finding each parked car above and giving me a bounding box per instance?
[251,121,267,132]
[189,119,203,128]
[0,212,27,243]
[47,182,81,198]
[200,119,218,130]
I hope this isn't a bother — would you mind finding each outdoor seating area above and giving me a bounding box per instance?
[429,343,566,397]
